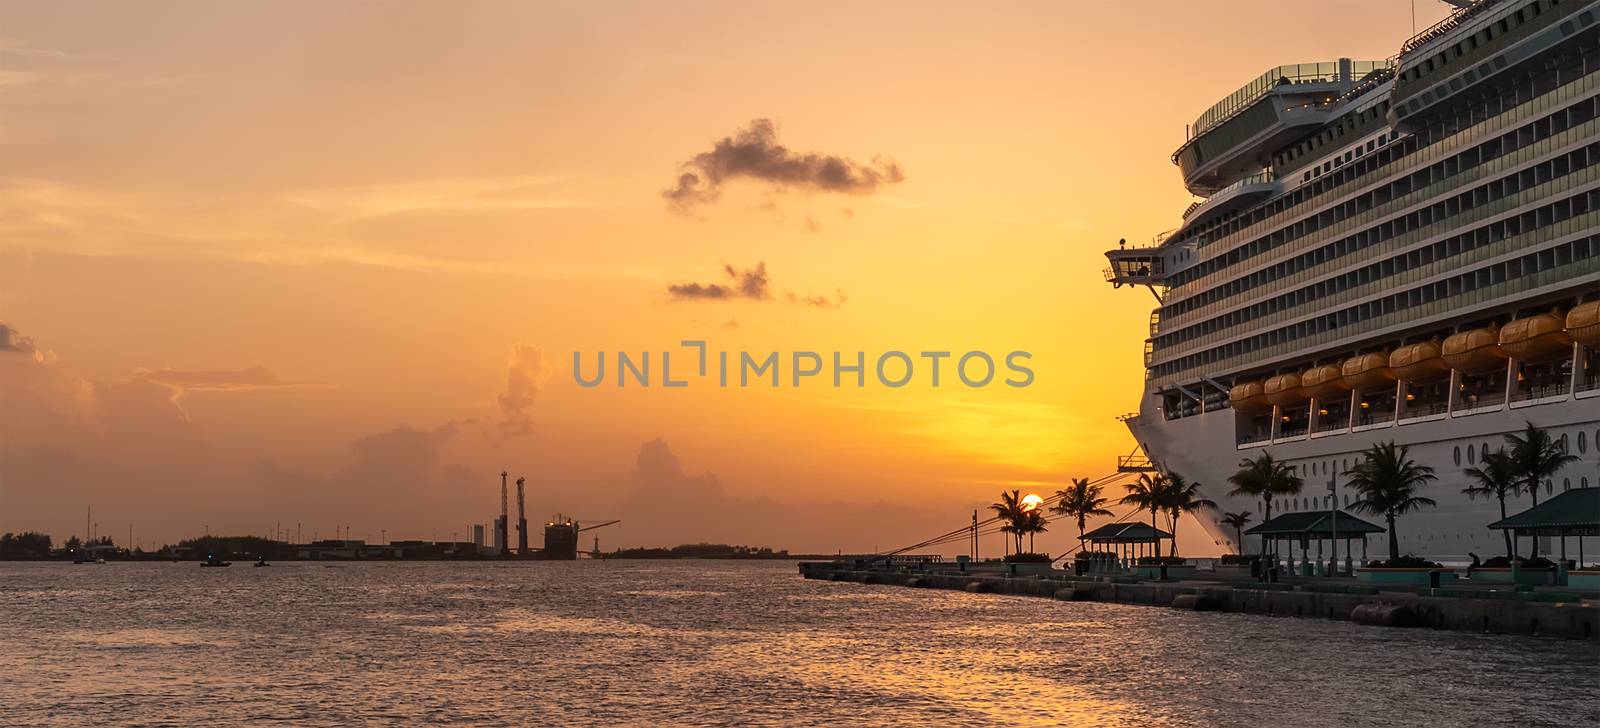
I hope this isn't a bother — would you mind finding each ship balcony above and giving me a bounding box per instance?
[1103,248,1165,288]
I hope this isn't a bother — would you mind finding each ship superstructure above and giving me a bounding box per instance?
[1107,0,1600,560]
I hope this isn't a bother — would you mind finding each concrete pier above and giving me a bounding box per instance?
[799,562,1599,640]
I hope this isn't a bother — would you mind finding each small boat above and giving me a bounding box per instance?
[200,554,232,567]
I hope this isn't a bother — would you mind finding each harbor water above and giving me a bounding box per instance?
[1,560,1595,727]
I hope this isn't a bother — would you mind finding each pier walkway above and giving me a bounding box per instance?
[799,561,1598,640]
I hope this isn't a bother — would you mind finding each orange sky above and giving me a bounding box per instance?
[0,1,1454,553]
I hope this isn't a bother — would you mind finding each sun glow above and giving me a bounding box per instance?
[1019,494,1044,512]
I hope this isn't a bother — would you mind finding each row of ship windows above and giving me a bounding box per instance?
[1452,429,1593,466]
[1167,120,1600,328]
[1148,234,1598,380]
[1154,178,1600,353]
[1402,0,1561,85]
[1298,129,1392,183]
[1164,79,1600,312]
[1169,61,1600,312]
[1278,100,1394,173]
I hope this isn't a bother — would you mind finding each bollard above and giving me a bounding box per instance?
[1159,563,1169,581]
[1427,570,1441,589]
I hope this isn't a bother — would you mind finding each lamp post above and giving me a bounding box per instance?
[1328,476,1339,577]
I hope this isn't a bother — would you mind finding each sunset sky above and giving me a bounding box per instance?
[0,1,1454,554]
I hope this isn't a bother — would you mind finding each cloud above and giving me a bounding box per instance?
[132,366,316,391]
[663,118,904,211]
[667,262,770,301]
[496,345,548,437]
[666,262,847,309]
[786,290,848,309]
[1,323,38,355]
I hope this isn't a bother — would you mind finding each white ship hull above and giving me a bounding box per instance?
[1129,390,1599,561]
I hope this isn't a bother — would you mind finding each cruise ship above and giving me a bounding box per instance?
[1105,0,1600,561]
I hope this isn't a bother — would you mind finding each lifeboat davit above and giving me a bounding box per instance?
[1567,301,1600,347]
[1264,373,1307,407]
[1499,313,1573,361]
[1441,326,1506,372]
[1341,352,1395,392]
[1229,380,1271,414]
[1301,363,1349,402]
[1390,341,1451,382]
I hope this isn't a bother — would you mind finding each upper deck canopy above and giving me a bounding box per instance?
[1173,59,1392,196]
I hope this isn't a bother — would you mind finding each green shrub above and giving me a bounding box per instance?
[1074,550,1117,560]
[1219,554,1260,566]
[1004,552,1052,563]
[1135,555,1187,565]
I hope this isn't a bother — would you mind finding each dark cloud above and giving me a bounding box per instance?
[663,119,904,211]
[0,323,38,355]
[496,345,547,437]
[132,366,314,391]
[667,262,846,309]
[786,290,849,309]
[667,262,770,301]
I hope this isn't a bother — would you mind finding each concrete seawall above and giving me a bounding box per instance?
[799,562,1599,640]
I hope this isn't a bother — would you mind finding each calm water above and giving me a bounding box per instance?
[1,561,1595,727]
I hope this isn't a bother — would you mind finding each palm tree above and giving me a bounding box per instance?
[1051,478,1113,542]
[989,490,1028,556]
[1226,452,1303,555]
[1162,473,1215,557]
[1020,510,1048,554]
[1343,441,1438,562]
[1120,473,1169,557]
[1222,511,1253,553]
[1504,421,1577,558]
[1462,448,1519,560]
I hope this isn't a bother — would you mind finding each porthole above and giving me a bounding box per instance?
[1468,444,1475,464]
[1546,480,1554,495]
[1453,446,1462,466]
[1481,442,1490,459]
[1563,478,1571,491]
[1580,431,1588,454]
[1583,477,1591,489]
[1560,434,1569,452]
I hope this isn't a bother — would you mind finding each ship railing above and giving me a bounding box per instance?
[1312,418,1349,434]
[1577,375,1600,394]
[1237,433,1272,447]
[1511,380,1572,403]
[1400,0,1510,57]
[1117,453,1158,473]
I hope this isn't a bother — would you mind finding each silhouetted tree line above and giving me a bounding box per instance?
[0,532,53,559]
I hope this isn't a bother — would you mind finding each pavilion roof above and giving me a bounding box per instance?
[1244,509,1384,537]
[1488,488,1600,535]
[1080,522,1172,543]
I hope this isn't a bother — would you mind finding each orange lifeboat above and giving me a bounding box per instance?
[1300,363,1349,402]
[1229,380,1270,414]
[1441,326,1506,372]
[1499,313,1573,361]
[1567,301,1600,347]
[1264,373,1307,407]
[1390,341,1451,382]
[1342,352,1395,392]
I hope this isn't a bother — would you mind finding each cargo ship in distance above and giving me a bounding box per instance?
[1106,0,1600,560]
